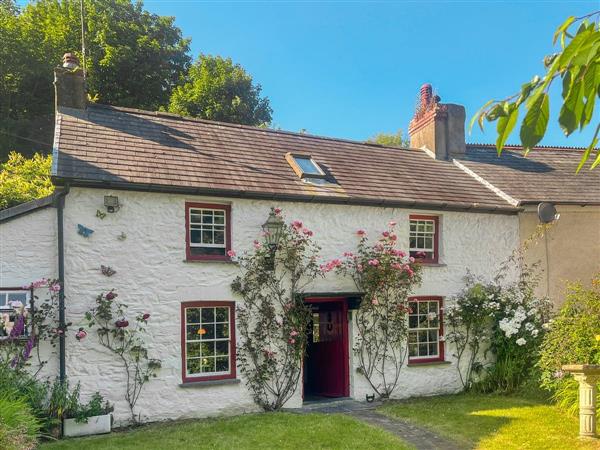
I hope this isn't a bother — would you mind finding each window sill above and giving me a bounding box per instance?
[418,263,447,268]
[179,378,241,388]
[183,259,238,265]
[407,360,451,367]
[0,336,30,343]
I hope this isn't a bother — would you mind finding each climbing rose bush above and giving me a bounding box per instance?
[231,208,321,411]
[325,222,422,398]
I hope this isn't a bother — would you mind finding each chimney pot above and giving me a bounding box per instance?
[420,84,433,108]
[62,53,80,69]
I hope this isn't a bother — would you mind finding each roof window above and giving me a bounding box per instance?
[286,153,326,179]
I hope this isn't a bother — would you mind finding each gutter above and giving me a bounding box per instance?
[51,177,521,215]
[54,185,70,382]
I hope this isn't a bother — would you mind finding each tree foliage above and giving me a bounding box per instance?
[0,152,53,210]
[168,55,272,126]
[472,12,600,172]
[0,0,191,159]
[367,130,409,148]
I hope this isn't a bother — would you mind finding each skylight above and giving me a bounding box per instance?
[292,156,323,176]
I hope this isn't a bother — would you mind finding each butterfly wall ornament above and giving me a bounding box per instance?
[77,224,94,238]
[101,265,116,277]
[117,232,127,241]
[96,209,107,220]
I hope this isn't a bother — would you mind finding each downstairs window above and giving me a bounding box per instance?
[408,296,444,363]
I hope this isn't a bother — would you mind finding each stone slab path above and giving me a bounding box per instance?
[289,398,461,450]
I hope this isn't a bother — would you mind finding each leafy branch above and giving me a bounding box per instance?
[471,11,600,172]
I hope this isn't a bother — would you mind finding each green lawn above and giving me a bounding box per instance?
[378,393,598,450]
[40,412,410,450]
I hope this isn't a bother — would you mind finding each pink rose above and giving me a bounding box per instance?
[253,240,262,249]
[302,228,313,236]
[392,263,402,270]
[274,207,282,215]
[75,328,87,341]
[290,330,299,337]
[409,256,415,263]
[371,298,379,305]
[227,249,236,257]
[368,259,379,266]
[343,252,354,257]
[389,234,397,241]
[357,229,366,236]
[115,319,129,328]
[288,338,296,345]
[142,313,150,321]
[292,220,303,230]
[382,231,390,237]
[105,291,117,300]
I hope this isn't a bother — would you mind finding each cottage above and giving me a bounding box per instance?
[0,55,591,425]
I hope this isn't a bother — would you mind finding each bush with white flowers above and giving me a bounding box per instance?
[446,268,551,392]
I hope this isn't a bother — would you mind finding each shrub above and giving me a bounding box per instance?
[538,277,600,415]
[446,266,551,392]
[0,152,53,210]
[0,393,40,450]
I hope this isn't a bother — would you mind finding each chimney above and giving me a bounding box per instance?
[54,53,86,110]
[408,84,465,160]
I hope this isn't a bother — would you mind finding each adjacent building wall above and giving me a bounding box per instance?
[54,187,518,424]
[519,205,600,307]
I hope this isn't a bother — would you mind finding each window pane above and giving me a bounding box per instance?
[409,315,418,329]
[201,324,215,340]
[190,212,202,223]
[214,230,225,245]
[202,213,213,224]
[186,308,200,324]
[215,307,229,322]
[294,156,322,175]
[202,357,215,373]
[408,331,417,343]
[215,341,229,356]
[201,342,215,357]
[429,343,438,356]
[0,293,6,308]
[190,230,202,244]
[202,230,213,244]
[187,325,201,340]
[216,357,229,372]
[425,237,433,249]
[187,342,201,358]
[214,214,225,225]
[428,330,438,342]
[429,302,438,313]
[409,343,418,357]
[216,323,229,339]
[190,247,226,256]
[418,343,428,356]
[7,293,27,303]
[201,308,215,323]
[187,359,202,375]
[418,331,428,342]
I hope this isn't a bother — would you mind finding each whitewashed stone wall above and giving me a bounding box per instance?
[0,206,60,377]
[3,187,519,424]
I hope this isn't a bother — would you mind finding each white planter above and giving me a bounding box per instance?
[63,414,112,437]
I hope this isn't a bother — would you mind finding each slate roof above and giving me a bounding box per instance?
[457,145,600,205]
[0,194,57,223]
[52,104,518,213]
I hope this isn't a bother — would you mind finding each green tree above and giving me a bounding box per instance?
[0,152,54,210]
[472,12,600,171]
[367,130,409,147]
[168,55,272,126]
[0,0,191,159]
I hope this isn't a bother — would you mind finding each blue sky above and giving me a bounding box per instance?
[27,0,600,147]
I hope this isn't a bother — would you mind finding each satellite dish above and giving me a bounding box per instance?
[538,202,559,223]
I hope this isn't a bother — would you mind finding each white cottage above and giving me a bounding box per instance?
[0,56,521,424]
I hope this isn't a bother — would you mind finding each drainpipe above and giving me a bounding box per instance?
[55,185,70,382]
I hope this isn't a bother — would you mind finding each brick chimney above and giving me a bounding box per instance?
[54,53,86,110]
[408,84,465,160]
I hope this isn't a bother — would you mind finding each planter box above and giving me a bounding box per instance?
[63,414,112,437]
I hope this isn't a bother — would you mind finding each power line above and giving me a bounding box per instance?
[0,130,53,147]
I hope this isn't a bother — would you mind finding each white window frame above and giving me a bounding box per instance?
[292,155,325,176]
[409,217,438,262]
[188,207,227,251]
[0,289,31,312]
[408,298,442,361]
[182,303,234,380]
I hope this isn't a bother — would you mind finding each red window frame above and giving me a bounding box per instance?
[185,202,232,261]
[407,296,445,364]
[180,301,236,383]
[409,215,439,264]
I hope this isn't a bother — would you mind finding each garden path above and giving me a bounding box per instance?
[291,398,461,450]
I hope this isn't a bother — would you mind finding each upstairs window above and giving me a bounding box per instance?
[409,215,439,264]
[0,290,30,311]
[181,301,236,383]
[185,203,231,261]
[408,297,444,363]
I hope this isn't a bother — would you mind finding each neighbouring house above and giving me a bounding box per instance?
[0,55,595,424]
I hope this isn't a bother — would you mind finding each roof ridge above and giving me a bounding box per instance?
[466,142,587,152]
[88,103,415,152]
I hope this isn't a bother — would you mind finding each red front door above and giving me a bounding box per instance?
[304,298,349,398]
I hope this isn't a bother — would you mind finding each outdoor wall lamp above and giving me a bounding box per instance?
[104,195,120,213]
[261,208,284,270]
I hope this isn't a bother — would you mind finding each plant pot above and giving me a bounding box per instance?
[63,413,112,437]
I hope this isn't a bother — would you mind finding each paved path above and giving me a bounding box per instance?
[290,398,461,450]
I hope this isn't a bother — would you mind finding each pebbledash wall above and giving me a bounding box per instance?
[1,187,519,424]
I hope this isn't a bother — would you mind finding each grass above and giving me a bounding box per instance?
[378,393,599,450]
[40,412,410,449]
